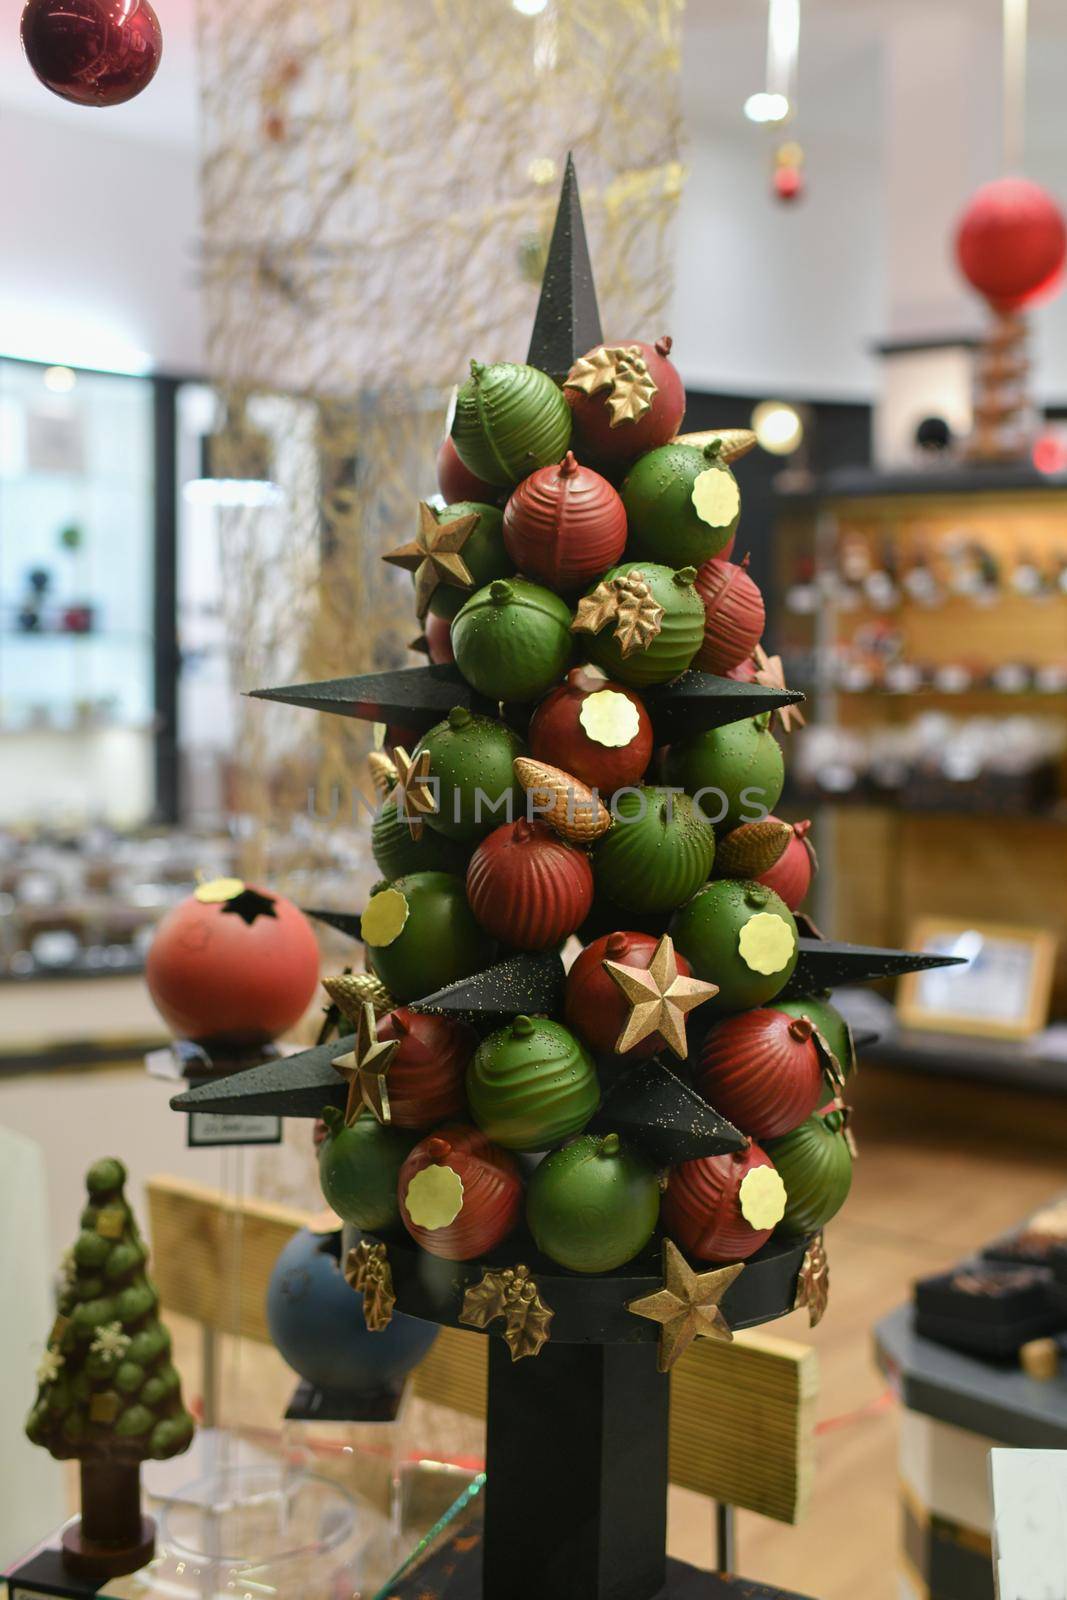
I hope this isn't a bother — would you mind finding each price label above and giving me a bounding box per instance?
[186,1112,283,1148]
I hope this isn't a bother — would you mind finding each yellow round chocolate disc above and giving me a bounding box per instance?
[362,887,410,948]
[739,1165,787,1230]
[691,467,741,530]
[579,689,641,750]
[738,912,795,975]
[194,877,245,904]
[405,1163,464,1230]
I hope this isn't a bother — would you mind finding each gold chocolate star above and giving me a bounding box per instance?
[603,933,718,1057]
[753,643,806,733]
[382,502,479,618]
[391,745,437,840]
[332,1001,400,1126]
[627,1239,743,1372]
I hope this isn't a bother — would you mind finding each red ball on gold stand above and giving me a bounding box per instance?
[503,451,627,592]
[466,819,594,951]
[564,930,696,1059]
[693,554,766,675]
[398,1125,523,1260]
[662,1143,785,1263]
[21,0,162,107]
[528,666,654,794]
[376,1008,478,1127]
[695,1009,825,1141]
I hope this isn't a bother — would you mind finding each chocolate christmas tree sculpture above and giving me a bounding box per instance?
[172,160,962,1600]
[25,1158,194,1581]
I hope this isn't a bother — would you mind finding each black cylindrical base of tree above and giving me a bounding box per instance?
[62,1461,156,1582]
[483,1338,669,1600]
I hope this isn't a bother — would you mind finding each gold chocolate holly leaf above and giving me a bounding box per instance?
[459,1264,554,1361]
[793,1233,829,1328]
[564,344,658,426]
[572,571,663,658]
[344,1238,396,1331]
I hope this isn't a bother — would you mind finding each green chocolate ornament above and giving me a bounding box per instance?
[593,787,715,913]
[774,996,856,1082]
[428,502,511,621]
[765,1108,854,1236]
[416,708,527,843]
[466,1015,599,1152]
[622,442,740,569]
[579,563,705,688]
[318,1106,418,1233]
[363,870,497,1003]
[451,360,572,488]
[452,578,573,702]
[371,791,471,880]
[664,714,784,833]
[669,879,798,1013]
[526,1132,660,1273]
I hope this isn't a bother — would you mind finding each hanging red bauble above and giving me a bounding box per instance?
[145,880,320,1047]
[956,178,1067,311]
[435,434,500,505]
[564,337,686,469]
[564,930,698,1058]
[757,818,815,910]
[695,1010,825,1141]
[662,1143,786,1263]
[398,1124,522,1260]
[376,1008,478,1128]
[503,451,627,592]
[528,666,654,794]
[21,0,162,107]
[423,611,454,665]
[773,166,804,203]
[693,554,766,675]
[466,819,594,951]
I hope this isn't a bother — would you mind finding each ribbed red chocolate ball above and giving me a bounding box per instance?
[696,1009,825,1140]
[466,819,594,951]
[377,1008,478,1127]
[564,930,695,1058]
[694,555,766,675]
[436,434,500,504]
[757,819,815,911]
[564,337,686,469]
[503,451,627,592]
[398,1124,522,1260]
[662,1144,780,1263]
[529,667,653,794]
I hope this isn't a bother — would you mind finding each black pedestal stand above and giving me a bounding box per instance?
[484,1338,668,1600]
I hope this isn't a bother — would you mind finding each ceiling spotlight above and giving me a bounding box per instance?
[743,91,790,124]
[43,365,77,393]
[513,0,548,13]
[751,400,804,455]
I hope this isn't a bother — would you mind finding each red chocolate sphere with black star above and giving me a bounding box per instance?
[466,819,594,951]
[563,337,686,469]
[564,930,698,1059]
[662,1143,786,1263]
[528,667,653,795]
[375,1009,478,1128]
[503,451,627,593]
[398,1124,522,1260]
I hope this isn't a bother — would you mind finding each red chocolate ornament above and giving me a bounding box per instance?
[21,0,162,107]
[376,1008,477,1127]
[529,666,653,794]
[436,434,500,505]
[503,451,627,592]
[693,554,766,675]
[423,611,454,665]
[695,1010,825,1141]
[398,1124,522,1260]
[662,1143,783,1263]
[466,819,594,951]
[564,930,697,1058]
[564,338,686,469]
[956,178,1067,311]
[757,819,815,911]
[773,166,804,203]
[146,881,320,1047]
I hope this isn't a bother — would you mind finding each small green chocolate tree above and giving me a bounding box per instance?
[25,1157,194,1579]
